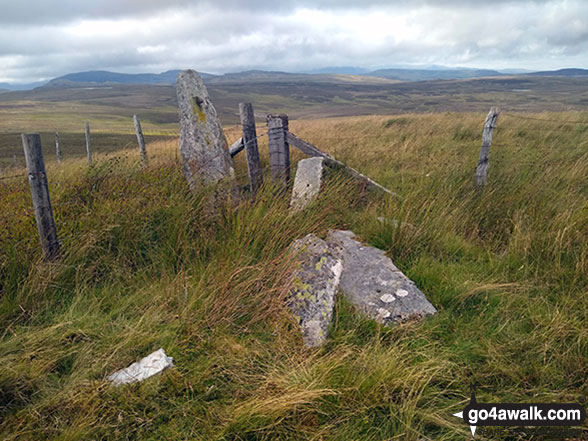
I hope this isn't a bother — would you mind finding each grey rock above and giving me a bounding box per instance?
[290,157,325,211]
[288,234,343,347]
[327,230,436,324]
[176,70,235,189]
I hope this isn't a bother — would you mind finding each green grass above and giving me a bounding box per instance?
[1,111,587,440]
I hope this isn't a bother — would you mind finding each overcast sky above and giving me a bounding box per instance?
[1,0,587,83]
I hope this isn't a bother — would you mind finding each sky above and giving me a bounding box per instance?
[1,0,587,83]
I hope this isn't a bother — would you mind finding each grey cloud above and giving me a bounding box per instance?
[0,0,555,25]
[0,0,586,83]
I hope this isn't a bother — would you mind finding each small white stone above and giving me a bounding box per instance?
[108,348,174,386]
[380,294,395,303]
[396,289,409,297]
[377,308,391,320]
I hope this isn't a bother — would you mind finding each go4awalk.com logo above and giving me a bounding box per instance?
[452,386,586,438]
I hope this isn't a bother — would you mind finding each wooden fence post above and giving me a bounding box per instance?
[239,103,263,195]
[267,115,290,186]
[476,107,499,187]
[55,131,62,163]
[21,133,60,260]
[133,114,147,161]
[85,122,92,165]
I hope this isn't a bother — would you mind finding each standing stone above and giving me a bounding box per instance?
[176,70,234,189]
[288,234,343,347]
[327,230,436,324]
[290,157,325,211]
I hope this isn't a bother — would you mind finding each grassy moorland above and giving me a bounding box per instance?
[1,111,587,440]
[1,73,588,169]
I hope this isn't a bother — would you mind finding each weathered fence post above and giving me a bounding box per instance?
[476,107,499,187]
[13,154,18,168]
[85,122,92,165]
[267,114,290,186]
[55,131,62,163]
[133,114,147,162]
[21,134,60,260]
[239,103,263,195]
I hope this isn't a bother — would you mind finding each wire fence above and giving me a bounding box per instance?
[1,110,587,182]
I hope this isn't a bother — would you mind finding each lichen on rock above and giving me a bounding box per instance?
[287,234,343,347]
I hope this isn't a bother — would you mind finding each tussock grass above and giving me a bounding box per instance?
[1,111,587,440]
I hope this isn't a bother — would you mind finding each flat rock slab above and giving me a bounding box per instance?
[290,157,325,211]
[288,234,343,347]
[108,348,174,386]
[327,230,436,324]
[176,70,235,188]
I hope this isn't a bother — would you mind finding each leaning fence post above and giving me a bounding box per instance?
[85,122,92,165]
[239,103,263,195]
[55,131,62,163]
[476,107,500,187]
[21,133,60,260]
[267,114,290,186]
[133,114,147,162]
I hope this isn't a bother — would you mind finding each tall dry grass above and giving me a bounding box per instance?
[1,111,587,440]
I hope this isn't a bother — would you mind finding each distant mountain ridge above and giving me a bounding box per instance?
[46,70,217,88]
[364,68,504,81]
[3,67,588,91]
[529,68,588,77]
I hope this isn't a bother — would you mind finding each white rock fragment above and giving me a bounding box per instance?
[380,294,396,303]
[108,348,174,386]
[377,308,391,320]
[396,289,409,297]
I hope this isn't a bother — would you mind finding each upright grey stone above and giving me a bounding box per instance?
[288,234,343,347]
[327,230,436,324]
[176,70,235,189]
[290,157,325,211]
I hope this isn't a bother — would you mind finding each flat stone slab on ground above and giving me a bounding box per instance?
[288,234,343,347]
[108,348,174,386]
[290,157,325,211]
[327,230,437,324]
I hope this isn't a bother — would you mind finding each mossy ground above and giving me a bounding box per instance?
[1,111,587,440]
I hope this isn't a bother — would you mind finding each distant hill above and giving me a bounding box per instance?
[0,81,46,91]
[529,68,588,77]
[5,66,588,92]
[205,70,396,85]
[365,68,503,81]
[40,69,398,89]
[304,66,370,75]
[45,70,217,88]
